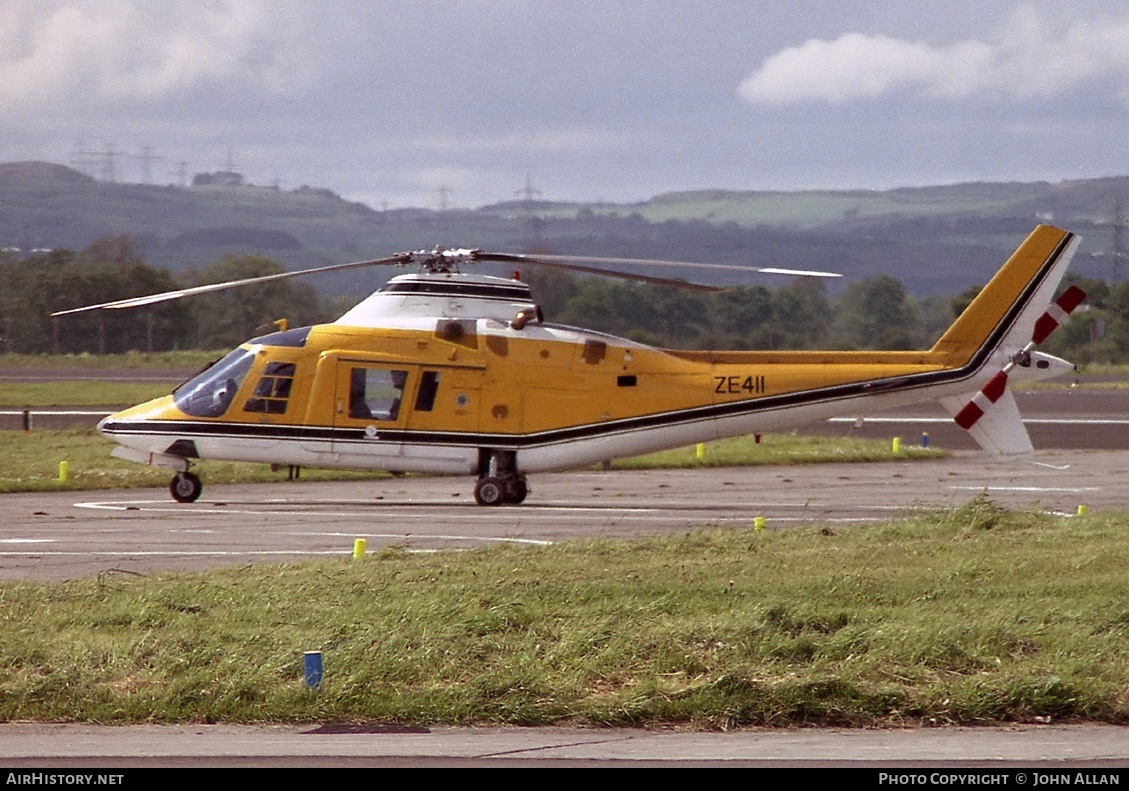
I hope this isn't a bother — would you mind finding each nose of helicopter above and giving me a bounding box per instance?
[96,403,135,434]
[96,407,128,441]
[96,395,180,442]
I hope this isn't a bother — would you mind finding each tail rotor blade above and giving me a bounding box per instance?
[954,285,1085,431]
[1031,285,1086,344]
[954,370,1010,429]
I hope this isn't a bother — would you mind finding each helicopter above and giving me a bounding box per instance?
[54,225,1083,506]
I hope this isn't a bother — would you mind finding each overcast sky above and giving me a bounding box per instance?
[4,1,1129,210]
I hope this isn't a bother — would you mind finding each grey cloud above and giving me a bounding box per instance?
[737,9,1129,106]
[3,2,1129,209]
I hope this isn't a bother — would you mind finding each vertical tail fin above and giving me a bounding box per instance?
[930,225,1078,366]
[933,226,1082,455]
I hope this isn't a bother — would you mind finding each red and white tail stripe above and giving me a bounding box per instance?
[953,371,1008,429]
[954,285,1086,431]
[1032,285,1086,345]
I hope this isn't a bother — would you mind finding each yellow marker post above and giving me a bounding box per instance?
[695,443,705,462]
[892,436,902,454]
[352,538,367,560]
[58,460,68,482]
[754,516,765,533]
[1077,505,1088,517]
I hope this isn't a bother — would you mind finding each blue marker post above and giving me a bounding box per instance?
[303,650,324,690]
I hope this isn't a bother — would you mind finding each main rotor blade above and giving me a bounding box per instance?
[50,246,842,316]
[51,253,412,316]
[480,252,725,292]
[479,252,841,281]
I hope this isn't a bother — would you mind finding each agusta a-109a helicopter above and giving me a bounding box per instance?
[55,225,1084,506]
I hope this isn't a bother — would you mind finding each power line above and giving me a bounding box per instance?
[135,146,162,184]
[437,184,453,211]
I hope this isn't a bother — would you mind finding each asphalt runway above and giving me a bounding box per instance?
[0,722,1126,767]
[2,449,1126,581]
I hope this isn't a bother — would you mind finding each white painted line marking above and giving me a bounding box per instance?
[0,549,458,558]
[0,409,114,416]
[275,532,553,546]
[829,417,1129,425]
[1026,461,1072,470]
[1023,418,1129,425]
[950,486,1099,493]
[0,539,55,544]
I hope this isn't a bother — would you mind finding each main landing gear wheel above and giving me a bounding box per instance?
[474,476,506,507]
[504,477,529,505]
[475,450,528,506]
[473,475,529,506]
[170,471,203,503]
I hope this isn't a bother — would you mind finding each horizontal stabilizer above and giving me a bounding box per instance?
[941,391,1033,456]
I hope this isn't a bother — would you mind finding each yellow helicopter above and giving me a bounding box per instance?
[55,225,1083,506]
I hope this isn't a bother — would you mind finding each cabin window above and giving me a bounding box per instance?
[245,362,296,414]
[415,371,440,412]
[173,348,255,418]
[348,368,408,421]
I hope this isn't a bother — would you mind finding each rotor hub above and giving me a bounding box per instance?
[408,247,480,273]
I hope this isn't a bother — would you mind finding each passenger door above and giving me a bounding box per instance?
[330,360,484,469]
[332,362,412,463]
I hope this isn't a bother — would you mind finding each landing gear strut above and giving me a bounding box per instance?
[474,450,528,506]
[170,471,203,503]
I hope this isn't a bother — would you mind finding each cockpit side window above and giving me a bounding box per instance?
[173,349,255,418]
[245,362,296,414]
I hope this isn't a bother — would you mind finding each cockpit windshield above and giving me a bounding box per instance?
[173,348,255,418]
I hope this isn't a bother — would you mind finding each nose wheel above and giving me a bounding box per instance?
[170,471,203,503]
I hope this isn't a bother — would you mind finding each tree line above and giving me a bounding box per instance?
[1,236,1123,367]
[0,236,328,354]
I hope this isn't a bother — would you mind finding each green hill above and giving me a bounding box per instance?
[1,161,1126,295]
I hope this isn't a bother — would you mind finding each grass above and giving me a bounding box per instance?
[612,432,941,468]
[1077,363,1129,376]
[0,351,219,370]
[0,496,1125,726]
[0,382,174,408]
[0,429,942,494]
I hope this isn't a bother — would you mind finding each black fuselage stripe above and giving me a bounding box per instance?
[379,283,531,300]
[103,234,1071,453]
